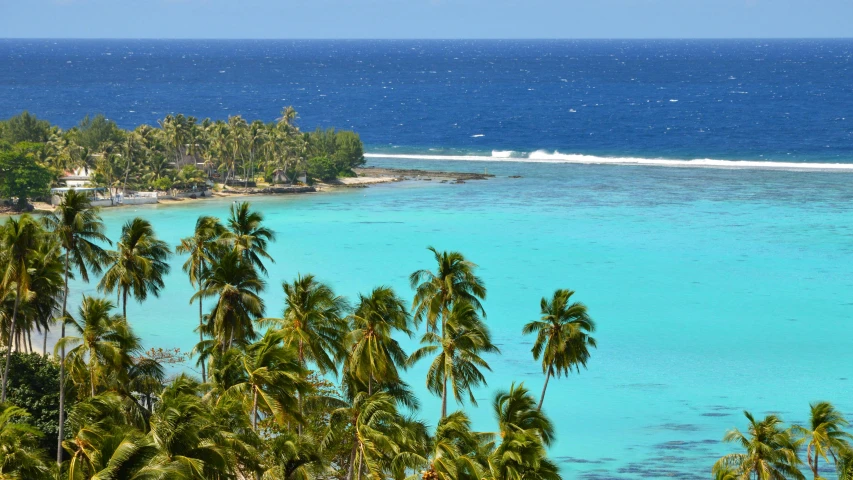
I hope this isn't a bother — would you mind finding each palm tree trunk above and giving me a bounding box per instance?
[355,445,364,480]
[122,288,128,320]
[90,361,96,397]
[298,341,304,435]
[252,389,258,431]
[345,440,358,480]
[42,329,47,357]
[58,253,70,465]
[27,329,32,354]
[1,287,22,402]
[441,375,448,419]
[538,366,552,411]
[198,290,206,383]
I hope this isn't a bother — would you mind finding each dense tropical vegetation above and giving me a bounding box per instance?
[0,110,366,210]
[0,192,597,479]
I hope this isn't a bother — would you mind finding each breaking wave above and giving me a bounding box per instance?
[364,150,853,171]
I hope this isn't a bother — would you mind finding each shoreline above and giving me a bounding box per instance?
[1,166,495,216]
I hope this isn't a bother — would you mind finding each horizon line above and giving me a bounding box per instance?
[2,37,853,41]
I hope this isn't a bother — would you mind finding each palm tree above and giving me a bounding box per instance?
[221,330,308,431]
[522,289,597,410]
[147,374,231,477]
[0,404,49,478]
[194,250,266,351]
[793,401,852,479]
[407,301,499,419]
[263,274,347,433]
[56,296,140,398]
[486,382,559,480]
[99,217,172,320]
[410,247,487,335]
[405,411,487,480]
[266,274,348,375]
[177,216,226,382]
[345,286,412,395]
[330,391,405,480]
[42,188,110,465]
[261,432,326,480]
[0,214,43,403]
[713,411,805,480]
[225,201,276,275]
[838,449,853,480]
[25,237,65,356]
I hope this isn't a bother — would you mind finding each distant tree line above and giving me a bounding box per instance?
[0,110,366,210]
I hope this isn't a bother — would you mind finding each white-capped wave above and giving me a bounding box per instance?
[364,150,853,172]
[491,150,516,158]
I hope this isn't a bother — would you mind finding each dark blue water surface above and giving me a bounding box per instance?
[1,39,852,162]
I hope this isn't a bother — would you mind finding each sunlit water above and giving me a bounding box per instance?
[62,158,853,479]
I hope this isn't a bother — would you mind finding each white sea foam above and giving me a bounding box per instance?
[364,150,853,172]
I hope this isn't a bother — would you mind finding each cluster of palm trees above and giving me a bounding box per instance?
[0,189,599,479]
[714,402,853,479]
[15,107,359,198]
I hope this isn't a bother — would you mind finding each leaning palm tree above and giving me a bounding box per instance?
[407,301,499,419]
[176,215,226,382]
[793,401,852,479]
[224,201,276,275]
[0,404,50,478]
[522,289,597,410]
[410,247,487,335]
[344,286,413,395]
[194,250,266,352]
[42,188,110,465]
[713,411,805,480]
[0,214,43,403]
[221,330,309,431]
[98,217,171,320]
[486,382,559,480]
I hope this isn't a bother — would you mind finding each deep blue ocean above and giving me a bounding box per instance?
[3,40,853,479]
[2,39,853,164]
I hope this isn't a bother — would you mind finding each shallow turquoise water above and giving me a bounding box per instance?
[67,160,853,478]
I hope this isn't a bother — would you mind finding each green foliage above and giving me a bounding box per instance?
[70,114,124,151]
[2,352,72,454]
[0,144,53,208]
[0,111,51,144]
[306,155,338,182]
[152,176,173,191]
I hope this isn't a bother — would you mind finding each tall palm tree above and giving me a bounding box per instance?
[56,296,140,398]
[224,201,276,275]
[486,382,559,480]
[345,286,412,395]
[265,274,348,375]
[222,330,308,432]
[410,247,487,335]
[407,301,498,419]
[713,411,805,480]
[98,217,171,320]
[0,214,43,403]
[43,188,110,465]
[194,250,266,351]
[25,237,65,356]
[793,402,852,479]
[522,289,597,410]
[264,274,347,434]
[177,216,226,382]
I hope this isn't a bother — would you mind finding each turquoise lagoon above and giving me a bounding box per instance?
[67,159,853,478]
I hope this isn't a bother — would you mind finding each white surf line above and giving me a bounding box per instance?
[364,153,853,172]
